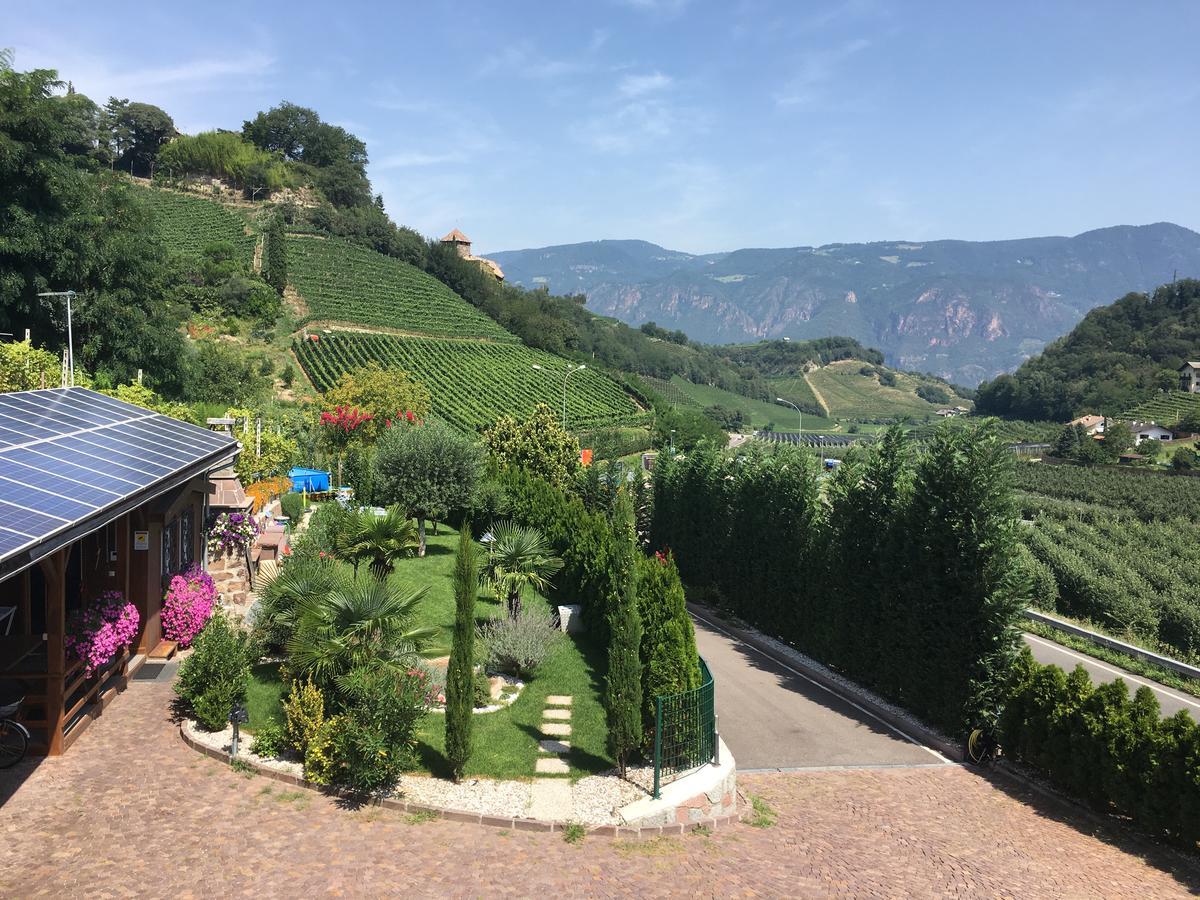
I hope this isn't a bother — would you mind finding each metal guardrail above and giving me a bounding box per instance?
[652,656,717,799]
[1023,609,1200,680]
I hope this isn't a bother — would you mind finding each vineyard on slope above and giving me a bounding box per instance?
[287,236,517,341]
[1014,461,1200,522]
[294,331,643,432]
[138,186,256,264]
[1120,392,1200,427]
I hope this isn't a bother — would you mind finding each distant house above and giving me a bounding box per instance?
[1180,362,1200,393]
[1068,414,1106,436]
[440,229,505,281]
[1128,421,1173,444]
[935,408,958,417]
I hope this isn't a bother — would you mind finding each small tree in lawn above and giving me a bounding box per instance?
[482,403,580,488]
[445,525,478,781]
[318,405,372,488]
[480,521,563,618]
[373,421,483,556]
[605,493,643,777]
[322,362,431,446]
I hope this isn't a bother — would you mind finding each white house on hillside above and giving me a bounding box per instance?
[1129,421,1174,444]
[1069,414,1106,435]
[1180,362,1200,393]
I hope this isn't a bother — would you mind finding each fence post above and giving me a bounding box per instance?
[653,696,663,800]
[713,713,720,766]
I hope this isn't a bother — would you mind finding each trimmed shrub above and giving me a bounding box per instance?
[446,526,478,780]
[473,670,492,708]
[279,490,303,522]
[636,551,701,739]
[605,494,643,776]
[332,666,431,792]
[282,678,338,785]
[175,613,251,731]
[478,606,563,679]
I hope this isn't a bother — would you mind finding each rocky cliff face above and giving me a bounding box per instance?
[491,224,1200,385]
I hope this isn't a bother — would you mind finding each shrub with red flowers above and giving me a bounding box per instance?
[383,410,422,428]
[162,565,218,648]
[66,591,140,678]
[207,510,259,555]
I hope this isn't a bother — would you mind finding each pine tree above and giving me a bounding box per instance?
[445,525,478,781]
[605,494,643,776]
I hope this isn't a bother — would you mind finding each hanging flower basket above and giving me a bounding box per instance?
[65,591,140,679]
[207,511,260,556]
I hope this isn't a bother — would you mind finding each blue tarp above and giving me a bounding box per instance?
[288,466,331,492]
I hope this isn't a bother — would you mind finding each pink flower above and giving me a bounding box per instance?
[161,565,217,648]
[66,591,140,678]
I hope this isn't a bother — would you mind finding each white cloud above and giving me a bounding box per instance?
[374,151,468,170]
[479,43,588,80]
[616,0,693,14]
[618,71,673,97]
[774,38,870,108]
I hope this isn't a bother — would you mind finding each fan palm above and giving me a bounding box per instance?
[343,506,418,578]
[286,572,441,701]
[254,556,342,652]
[480,521,564,618]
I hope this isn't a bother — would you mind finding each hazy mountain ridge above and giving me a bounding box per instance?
[491,224,1200,384]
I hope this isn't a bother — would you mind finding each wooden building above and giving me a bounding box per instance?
[0,388,238,755]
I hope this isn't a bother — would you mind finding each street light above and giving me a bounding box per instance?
[775,397,802,437]
[37,290,78,386]
[532,363,586,430]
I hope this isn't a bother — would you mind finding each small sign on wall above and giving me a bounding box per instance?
[133,530,150,551]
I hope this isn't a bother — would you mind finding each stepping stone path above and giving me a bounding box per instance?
[527,694,575,820]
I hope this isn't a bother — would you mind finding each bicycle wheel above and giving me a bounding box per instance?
[0,719,28,769]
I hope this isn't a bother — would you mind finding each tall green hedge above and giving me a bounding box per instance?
[1001,649,1200,846]
[636,551,701,740]
[651,424,1027,734]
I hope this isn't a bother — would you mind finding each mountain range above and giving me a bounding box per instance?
[491,224,1200,385]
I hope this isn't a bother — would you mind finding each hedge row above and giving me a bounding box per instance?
[651,424,1028,734]
[1002,650,1200,846]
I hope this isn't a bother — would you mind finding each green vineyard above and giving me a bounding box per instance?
[138,186,256,263]
[1014,461,1200,522]
[287,235,517,341]
[1120,392,1200,427]
[294,331,644,432]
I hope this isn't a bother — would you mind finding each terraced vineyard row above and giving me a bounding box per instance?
[1121,392,1200,427]
[1014,461,1200,523]
[287,236,517,341]
[137,186,255,264]
[295,331,643,432]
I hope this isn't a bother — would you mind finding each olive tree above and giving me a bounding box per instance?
[373,422,483,555]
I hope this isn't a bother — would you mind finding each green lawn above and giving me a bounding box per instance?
[663,376,835,431]
[803,360,966,420]
[244,523,611,781]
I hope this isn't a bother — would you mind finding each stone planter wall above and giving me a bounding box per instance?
[207,549,253,615]
[617,738,738,828]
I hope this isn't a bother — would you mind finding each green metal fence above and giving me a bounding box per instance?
[652,657,717,798]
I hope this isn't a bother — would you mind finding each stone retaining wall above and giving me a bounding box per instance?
[618,738,737,828]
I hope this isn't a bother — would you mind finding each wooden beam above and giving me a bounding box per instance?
[38,547,67,756]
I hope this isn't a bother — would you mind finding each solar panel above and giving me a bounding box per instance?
[0,388,238,572]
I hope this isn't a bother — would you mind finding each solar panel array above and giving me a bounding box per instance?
[0,388,237,566]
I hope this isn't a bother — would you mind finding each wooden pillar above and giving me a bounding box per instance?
[19,570,30,636]
[39,549,67,756]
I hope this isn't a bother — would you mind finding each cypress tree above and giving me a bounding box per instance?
[636,551,700,740]
[445,525,478,781]
[605,493,643,776]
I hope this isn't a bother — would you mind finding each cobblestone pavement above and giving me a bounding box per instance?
[1,676,1197,898]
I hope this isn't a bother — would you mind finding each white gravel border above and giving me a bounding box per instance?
[182,718,647,824]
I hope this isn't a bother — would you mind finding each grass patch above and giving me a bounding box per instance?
[405,809,440,825]
[229,758,256,778]
[746,793,776,828]
[615,837,684,856]
[664,375,834,431]
[562,822,587,844]
[245,661,288,733]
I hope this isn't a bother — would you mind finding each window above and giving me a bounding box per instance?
[180,507,194,568]
[161,518,175,578]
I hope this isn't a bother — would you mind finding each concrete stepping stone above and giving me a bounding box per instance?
[539,739,570,754]
[545,695,573,706]
[543,708,571,721]
[527,778,573,821]
[535,757,570,775]
[542,722,571,737]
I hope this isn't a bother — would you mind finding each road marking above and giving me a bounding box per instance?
[1024,633,1200,712]
[691,611,951,765]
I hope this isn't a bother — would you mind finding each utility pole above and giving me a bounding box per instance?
[37,290,78,386]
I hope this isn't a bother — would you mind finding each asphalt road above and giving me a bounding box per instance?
[1023,632,1200,719]
[692,615,948,771]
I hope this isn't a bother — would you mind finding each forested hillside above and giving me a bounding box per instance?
[975,279,1200,421]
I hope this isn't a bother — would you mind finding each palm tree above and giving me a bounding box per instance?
[343,506,418,578]
[286,572,441,701]
[255,556,342,652]
[480,521,564,618]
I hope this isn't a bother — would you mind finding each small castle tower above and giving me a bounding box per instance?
[441,228,473,259]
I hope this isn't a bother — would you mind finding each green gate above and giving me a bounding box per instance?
[652,657,717,798]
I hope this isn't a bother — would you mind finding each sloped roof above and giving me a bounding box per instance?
[1069,414,1104,428]
[0,388,238,578]
[1181,361,1200,370]
[441,228,471,244]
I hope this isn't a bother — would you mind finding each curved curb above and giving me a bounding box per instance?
[179,722,741,839]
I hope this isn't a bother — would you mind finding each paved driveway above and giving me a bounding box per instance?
[0,672,1197,896]
[693,615,946,770]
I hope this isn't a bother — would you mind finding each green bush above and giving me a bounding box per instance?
[175,612,251,731]
[1001,649,1200,846]
[636,552,701,739]
[282,678,338,785]
[331,667,430,793]
[473,670,492,708]
[249,721,287,758]
[279,490,303,522]
[605,494,643,776]
[478,606,563,679]
[446,526,478,781]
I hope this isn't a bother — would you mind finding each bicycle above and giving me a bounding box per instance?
[0,688,29,769]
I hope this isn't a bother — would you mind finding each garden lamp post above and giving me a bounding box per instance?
[776,397,802,436]
[532,363,587,430]
[229,703,249,757]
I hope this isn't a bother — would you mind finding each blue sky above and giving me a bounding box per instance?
[10,1,1200,254]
